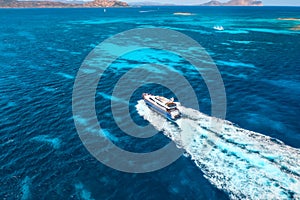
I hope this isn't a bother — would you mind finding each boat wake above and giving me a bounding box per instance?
[136,100,300,199]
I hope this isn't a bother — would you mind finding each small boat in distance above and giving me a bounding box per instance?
[173,12,194,16]
[213,25,224,31]
[142,93,181,120]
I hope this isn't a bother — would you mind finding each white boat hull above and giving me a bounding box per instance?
[142,93,181,120]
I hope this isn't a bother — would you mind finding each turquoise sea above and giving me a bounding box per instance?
[1,6,300,199]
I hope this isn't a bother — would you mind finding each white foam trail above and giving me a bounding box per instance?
[136,100,300,199]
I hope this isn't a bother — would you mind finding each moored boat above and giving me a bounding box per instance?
[213,25,224,31]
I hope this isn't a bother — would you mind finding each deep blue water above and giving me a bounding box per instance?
[0,7,300,199]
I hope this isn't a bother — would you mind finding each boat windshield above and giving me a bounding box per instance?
[167,102,176,108]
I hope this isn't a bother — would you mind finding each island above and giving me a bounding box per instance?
[0,0,264,9]
[201,0,263,6]
[0,0,128,8]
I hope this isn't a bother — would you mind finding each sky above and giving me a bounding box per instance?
[125,0,300,6]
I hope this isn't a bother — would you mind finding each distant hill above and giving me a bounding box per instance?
[201,0,222,6]
[128,1,175,6]
[201,0,263,6]
[0,0,128,8]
